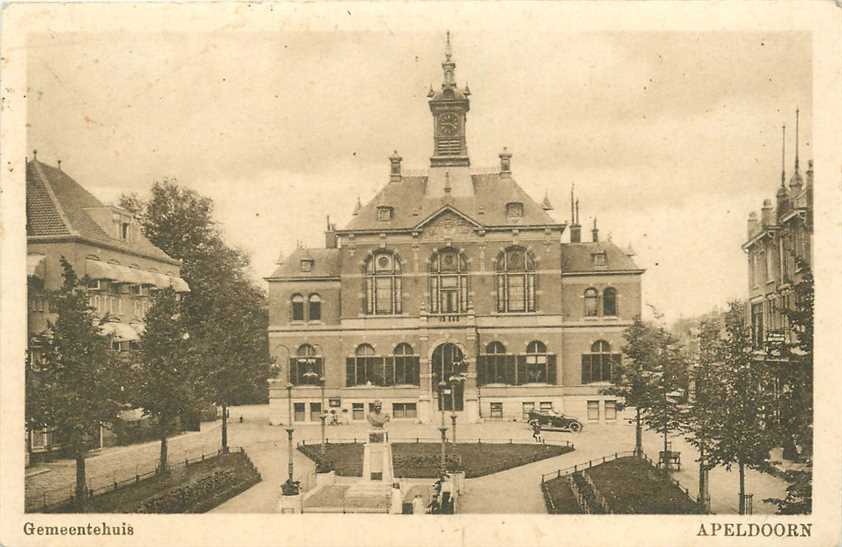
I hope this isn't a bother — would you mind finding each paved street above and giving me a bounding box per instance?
[26,404,789,514]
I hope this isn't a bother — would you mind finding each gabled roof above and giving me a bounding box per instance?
[562,241,642,273]
[26,159,178,264]
[267,247,341,280]
[341,172,559,232]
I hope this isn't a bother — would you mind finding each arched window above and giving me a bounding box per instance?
[291,294,304,321]
[496,247,536,312]
[584,288,598,317]
[524,341,549,384]
[393,343,420,385]
[603,287,617,316]
[480,341,512,385]
[365,252,401,315]
[581,339,619,384]
[429,249,469,315]
[346,344,381,386]
[308,294,321,321]
[290,344,322,385]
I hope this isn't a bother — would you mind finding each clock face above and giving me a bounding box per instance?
[439,113,459,136]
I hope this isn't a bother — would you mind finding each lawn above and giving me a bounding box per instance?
[542,478,582,514]
[586,456,702,514]
[298,441,573,479]
[49,451,260,513]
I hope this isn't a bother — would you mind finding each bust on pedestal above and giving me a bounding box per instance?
[361,401,394,483]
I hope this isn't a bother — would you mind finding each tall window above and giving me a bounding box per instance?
[290,344,322,385]
[345,343,419,387]
[584,288,598,317]
[393,343,420,385]
[308,294,321,321]
[581,340,619,384]
[429,249,469,314]
[603,287,617,316]
[291,294,304,321]
[366,252,402,315]
[496,247,536,313]
[479,341,513,385]
[524,341,549,384]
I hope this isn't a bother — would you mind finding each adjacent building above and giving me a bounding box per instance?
[26,154,189,457]
[742,114,813,348]
[266,37,644,427]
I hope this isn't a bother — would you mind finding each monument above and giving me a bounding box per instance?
[361,401,394,483]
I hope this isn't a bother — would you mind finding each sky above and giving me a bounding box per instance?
[26,30,812,322]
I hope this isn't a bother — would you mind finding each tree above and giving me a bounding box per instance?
[120,181,272,452]
[704,301,777,515]
[602,317,660,455]
[684,318,725,511]
[133,287,197,474]
[25,258,129,508]
[638,327,689,473]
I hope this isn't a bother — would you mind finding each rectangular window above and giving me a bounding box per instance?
[525,354,548,383]
[490,402,503,419]
[508,275,526,312]
[587,400,600,421]
[310,402,321,422]
[309,299,321,321]
[540,401,553,412]
[605,400,617,421]
[289,357,323,385]
[293,403,306,422]
[522,401,535,420]
[292,301,304,321]
[751,302,764,347]
[581,353,617,383]
[392,403,417,419]
[352,403,364,421]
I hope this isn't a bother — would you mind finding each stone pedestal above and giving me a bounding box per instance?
[277,493,303,514]
[361,430,394,483]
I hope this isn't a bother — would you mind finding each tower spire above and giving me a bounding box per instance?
[781,123,786,187]
[794,107,800,173]
[441,30,457,88]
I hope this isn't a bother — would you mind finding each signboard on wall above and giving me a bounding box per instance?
[329,397,341,408]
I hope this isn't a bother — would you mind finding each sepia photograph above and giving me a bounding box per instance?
[2,2,841,546]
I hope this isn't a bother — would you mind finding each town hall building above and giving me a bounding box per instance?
[267,36,644,427]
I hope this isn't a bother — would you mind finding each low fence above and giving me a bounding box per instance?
[539,450,708,514]
[26,446,247,513]
[299,437,574,449]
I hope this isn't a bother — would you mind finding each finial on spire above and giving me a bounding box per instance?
[444,170,452,193]
[353,196,362,216]
[541,190,553,211]
[445,30,452,61]
[570,184,575,224]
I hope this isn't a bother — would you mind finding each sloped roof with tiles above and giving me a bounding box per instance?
[268,247,341,280]
[561,241,642,273]
[341,172,559,232]
[26,159,179,264]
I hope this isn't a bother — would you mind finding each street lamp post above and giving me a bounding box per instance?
[283,382,297,495]
[437,380,448,477]
[319,376,326,459]
[450,377,458,444]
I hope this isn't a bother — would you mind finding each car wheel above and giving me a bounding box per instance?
[569,422,582,433]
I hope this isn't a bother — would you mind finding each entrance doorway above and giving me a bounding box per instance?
[432,343,465,411]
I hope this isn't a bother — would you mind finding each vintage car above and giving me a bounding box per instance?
[527,409,583,432]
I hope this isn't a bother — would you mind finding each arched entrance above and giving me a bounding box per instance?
[432,343,465,411]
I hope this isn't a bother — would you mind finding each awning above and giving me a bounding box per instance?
[99,321,140,341]
[114,266,145,285]
[138,270,159,286]
[169,276,191,293]
[27,254,46,277]
[86,259,119,280]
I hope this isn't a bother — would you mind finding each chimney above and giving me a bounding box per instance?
[747,211,759,239]
[761,199,774,227]
[389,150,402,183]
[591,217,599,243]
[499,147,512,177]
[324,215,337,249]
[570,198,582,243]
[57,159,62,171]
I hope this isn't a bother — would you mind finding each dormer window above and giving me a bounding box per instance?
[377,206,394,221]
[300,259,314,272]
[506,202,524,219]
[592,252,607,267]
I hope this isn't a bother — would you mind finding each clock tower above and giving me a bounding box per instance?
[428,32,471,168]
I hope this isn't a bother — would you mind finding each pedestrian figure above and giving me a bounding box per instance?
[412,493,425,514]
[531,421,544,444]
